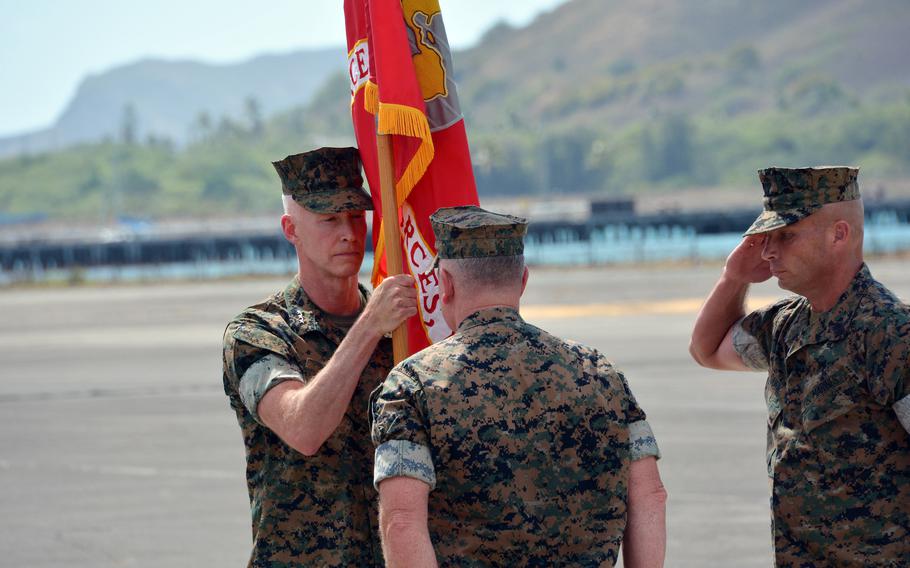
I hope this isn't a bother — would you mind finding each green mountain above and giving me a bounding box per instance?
[457,0,910,129]
[452,0,910,193]
[2,0,909,221]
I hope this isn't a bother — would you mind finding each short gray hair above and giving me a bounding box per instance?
[443,255,525,288]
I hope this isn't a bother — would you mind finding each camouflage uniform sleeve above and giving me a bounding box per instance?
[601,358,661,461]
[239,354,305,424]
[896,398,910,434]
[735,300,790,371]
[866,318,910,433]
[223,319,307,425]
[370,368,436,490]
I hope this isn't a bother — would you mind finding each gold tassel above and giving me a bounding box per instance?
[376,102,435,206]
[363,81,379,115]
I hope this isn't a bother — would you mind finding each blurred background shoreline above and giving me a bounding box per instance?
[4,191,910,287]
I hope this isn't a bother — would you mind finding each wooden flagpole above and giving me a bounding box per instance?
[376,133,409,364]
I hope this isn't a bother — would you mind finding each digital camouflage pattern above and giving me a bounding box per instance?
[371,306,658,566]
[272,146,373,213]
[744,166,860,236]
[222,278,391,567]
[430,205,528,259]
[735,264,910,565]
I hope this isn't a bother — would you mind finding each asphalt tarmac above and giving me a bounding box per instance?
[1,258,907,567]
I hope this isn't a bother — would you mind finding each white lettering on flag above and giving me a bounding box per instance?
[348,39,370,96]
[401,203,451,343]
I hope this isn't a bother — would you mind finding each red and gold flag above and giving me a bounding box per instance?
[344,0,480,353]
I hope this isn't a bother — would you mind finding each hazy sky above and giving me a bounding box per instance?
[0,0,567,138]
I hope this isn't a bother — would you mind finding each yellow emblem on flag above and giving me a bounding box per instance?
[403,0,448,102]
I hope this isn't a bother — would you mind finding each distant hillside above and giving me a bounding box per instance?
[0,47,343,157]
[295,0,910,190]
[1,0,909,221]
[445,0,910,194]
[5,0,906,158]
[455,0,910,129]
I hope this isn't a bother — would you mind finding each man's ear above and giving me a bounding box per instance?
[520,266,529,296]
[280,214,295,244]
[440,266,455,303]
[832,220,850,245]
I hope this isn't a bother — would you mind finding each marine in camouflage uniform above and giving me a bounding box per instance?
[690,167,910,566]
[222,147,416,566]
[371,206,665,567]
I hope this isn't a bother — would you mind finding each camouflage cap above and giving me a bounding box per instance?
[430,205,528,260]
[272,147,373,214]
[744,166,860,236]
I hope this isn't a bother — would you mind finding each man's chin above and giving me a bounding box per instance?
[332,255,365,276]
[775,276,799,294]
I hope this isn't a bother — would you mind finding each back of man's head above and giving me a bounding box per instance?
[443,255,526,291]
[431,206,529,322]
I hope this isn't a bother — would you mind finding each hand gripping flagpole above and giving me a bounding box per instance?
[376,133,410,364]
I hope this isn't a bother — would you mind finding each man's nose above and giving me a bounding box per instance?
[760,236,775,260]
[340,216,359,241]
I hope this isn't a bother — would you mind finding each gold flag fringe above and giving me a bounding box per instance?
[368,93,435,287]
[371,228,386,287]
[363,81,379,115]
[376,102,435,207]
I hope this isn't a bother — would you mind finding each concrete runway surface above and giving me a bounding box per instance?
[1,258,907,567]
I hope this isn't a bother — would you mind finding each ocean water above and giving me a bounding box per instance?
[4,216,909,286]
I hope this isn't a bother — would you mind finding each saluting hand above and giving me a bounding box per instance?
[724,235,772,284]
[362,274,419,336]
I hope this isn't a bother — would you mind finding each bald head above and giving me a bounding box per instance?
[817,199,864,225]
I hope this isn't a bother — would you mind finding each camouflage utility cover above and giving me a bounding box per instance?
[744,166,860,236]
[733,264,910,565]
[272,147,373,213]
[371,306,659,566]
[222,278,391,567]
[430,205,528,259]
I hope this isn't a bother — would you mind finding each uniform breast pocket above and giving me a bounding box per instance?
[800,368,862,433]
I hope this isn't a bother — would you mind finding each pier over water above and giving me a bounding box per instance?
[3,198,910,284]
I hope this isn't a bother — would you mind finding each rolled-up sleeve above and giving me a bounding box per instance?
[732,319,769,371]
[374,439,436,490]
[605,362,662,461]
[371,368,435,489]
[239,354,304,424]
[736,299,794,371]
[895,396,910,434]
[629,419,661,461]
